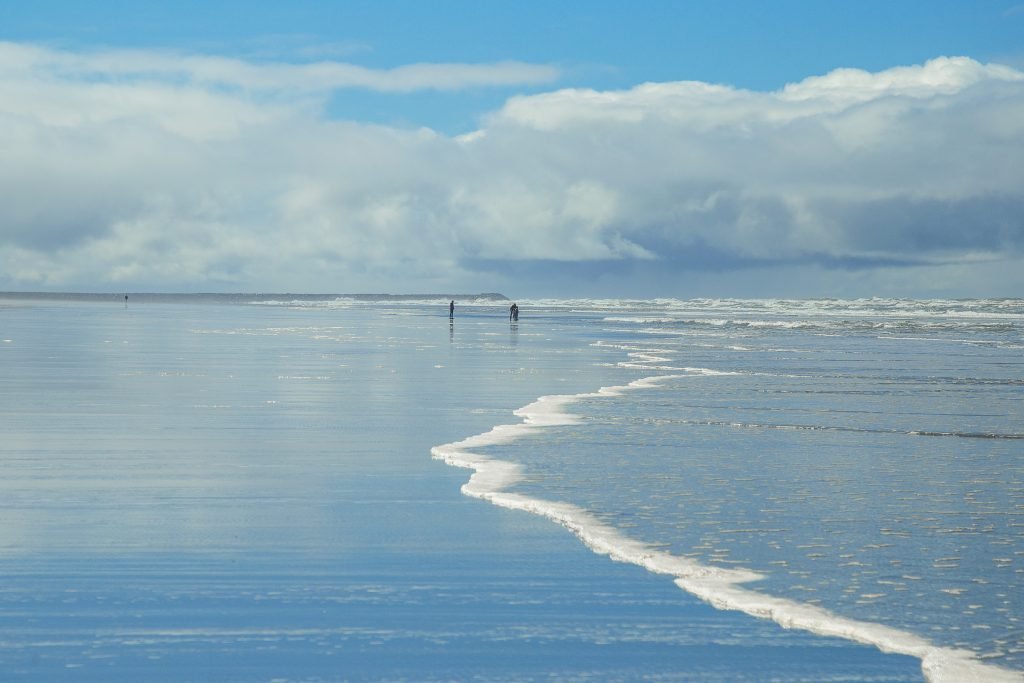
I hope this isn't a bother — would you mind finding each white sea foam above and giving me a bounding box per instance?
[431,371,1023,683]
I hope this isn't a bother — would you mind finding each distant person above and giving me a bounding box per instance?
[510,303,519,321]
[449,300,455,320]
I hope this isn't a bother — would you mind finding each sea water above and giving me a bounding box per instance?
[434,298,1024,681]
[1,293,1013,681]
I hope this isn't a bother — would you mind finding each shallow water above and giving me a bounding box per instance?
[470,298,1024,677]
[0,296,923,681]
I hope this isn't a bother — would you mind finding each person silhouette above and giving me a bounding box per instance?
[449,300,455,320]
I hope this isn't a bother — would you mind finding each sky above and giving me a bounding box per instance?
[1,1,1022,298]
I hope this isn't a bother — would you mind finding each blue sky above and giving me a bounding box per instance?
[0,1,1022,296]
[5,1,1022,131]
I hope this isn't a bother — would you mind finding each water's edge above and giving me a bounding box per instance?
[431,374,1023,683]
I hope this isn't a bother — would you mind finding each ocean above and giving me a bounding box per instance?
[1,294,1020,681]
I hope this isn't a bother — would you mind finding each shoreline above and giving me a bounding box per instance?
[431,373,1023,683]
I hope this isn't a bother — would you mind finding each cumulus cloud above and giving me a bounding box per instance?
[471,57,1024,279]
[0,44,1022,296]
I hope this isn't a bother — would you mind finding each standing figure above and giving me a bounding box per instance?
[449,300,455,320]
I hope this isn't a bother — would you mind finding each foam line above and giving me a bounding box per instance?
[431,372,1022,683]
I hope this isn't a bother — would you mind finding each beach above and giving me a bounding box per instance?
[3,295,1011,680]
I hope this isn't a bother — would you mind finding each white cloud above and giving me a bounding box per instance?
[475,56,1024,264]
[0,45,1022,296]
[493,57,1022,131]
[0,41,560,93]
[779,56,1022,104]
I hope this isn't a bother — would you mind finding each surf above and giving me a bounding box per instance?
[432,370,1023,683]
